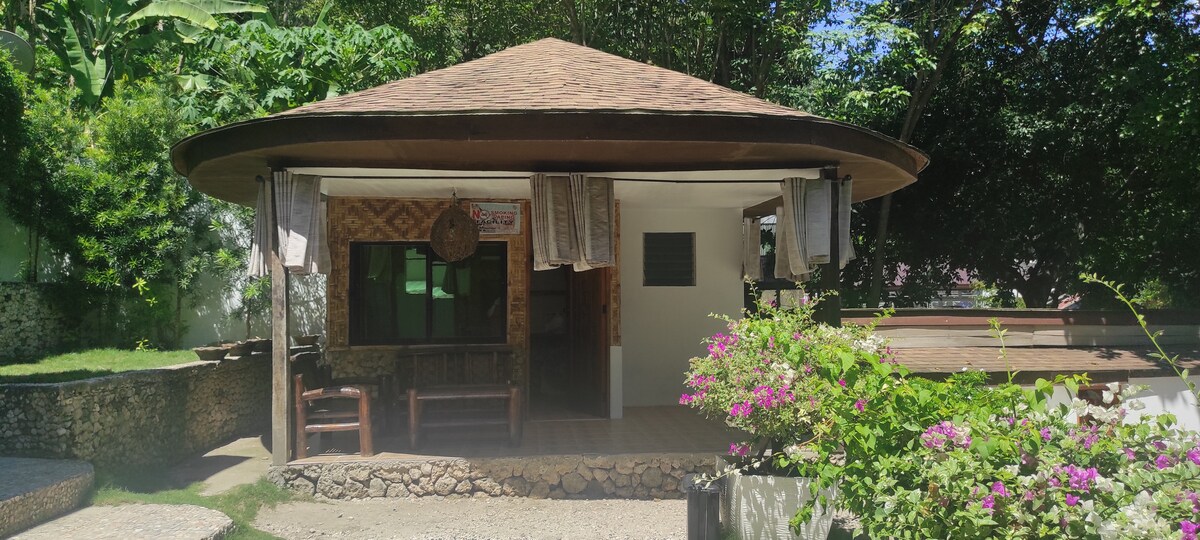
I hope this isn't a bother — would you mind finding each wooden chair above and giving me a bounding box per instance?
[291,351,375,459]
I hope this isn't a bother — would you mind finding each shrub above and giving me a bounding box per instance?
[683,293,1200,539]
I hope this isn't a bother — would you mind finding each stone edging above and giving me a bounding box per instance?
[0,458,94,538]
[268,453,715,500]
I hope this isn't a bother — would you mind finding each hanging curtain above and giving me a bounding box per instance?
[530,173,615,271]
[776,179,811,281]
[775,177,853,281]
[247,179,270,277]
[742,217,762,280]
[530,173,577,270]
[839,179,855,268]
[272,170,329,275]
[569,173,615,271]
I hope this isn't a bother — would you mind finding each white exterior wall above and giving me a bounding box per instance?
[619,207,744,407]
[1044,376,1200,431]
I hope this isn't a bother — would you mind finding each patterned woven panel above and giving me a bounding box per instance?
[326,197,530,386]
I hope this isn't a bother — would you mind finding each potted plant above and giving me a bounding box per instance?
[681,296,892,539]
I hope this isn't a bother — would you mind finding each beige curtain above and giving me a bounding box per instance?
[247,180,270,277]
[775,177,853,281]
[530,173,615,271]
[742,217,762,280]
[272,171,329,275]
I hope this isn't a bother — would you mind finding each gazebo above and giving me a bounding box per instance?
[172,38,927,466]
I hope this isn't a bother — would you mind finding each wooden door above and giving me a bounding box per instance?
[568,267,610,417]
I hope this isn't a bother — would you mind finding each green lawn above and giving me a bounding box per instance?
[0,349,198,384]
[93,467,293,540]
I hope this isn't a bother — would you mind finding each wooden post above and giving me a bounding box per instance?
[268,174,292,465]
[818,166,842,327]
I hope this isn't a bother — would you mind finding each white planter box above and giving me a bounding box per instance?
[718,458,838,540]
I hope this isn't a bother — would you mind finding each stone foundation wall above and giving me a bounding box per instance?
[0,458,93,538]
[0,283,77,359]
[0,355,270,467]
[268,453,712,500]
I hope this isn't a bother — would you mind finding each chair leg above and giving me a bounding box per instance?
[408,389,420,450]
[359,390,374,457]
[294,378,308,460]
[508,386,522,446]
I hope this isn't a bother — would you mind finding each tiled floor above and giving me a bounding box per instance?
[294,406,741,463]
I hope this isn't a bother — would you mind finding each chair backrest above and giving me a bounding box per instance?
[400,345,514,388]
[290,351,325,390]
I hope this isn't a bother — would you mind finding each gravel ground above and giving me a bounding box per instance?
[254,498,690,539]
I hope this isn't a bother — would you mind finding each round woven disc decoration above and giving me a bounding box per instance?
[430,205,480,262]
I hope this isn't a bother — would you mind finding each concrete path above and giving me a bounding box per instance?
[11,503,234,540]
[170,436,272,495]
[0,457,93,537]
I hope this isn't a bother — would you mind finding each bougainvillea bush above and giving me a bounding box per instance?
[682,295,1200,539]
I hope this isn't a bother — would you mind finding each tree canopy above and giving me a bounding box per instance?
[0,0,1195,351]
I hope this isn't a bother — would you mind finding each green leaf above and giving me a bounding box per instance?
[126,1,220,31]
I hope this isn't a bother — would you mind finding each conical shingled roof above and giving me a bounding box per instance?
[279,38,812,119]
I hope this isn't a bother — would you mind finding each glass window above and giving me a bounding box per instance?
[643,232,696,286]
[350,242,507,344]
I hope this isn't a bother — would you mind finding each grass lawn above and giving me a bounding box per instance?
[93,468,294,540]
[0,348,198,384]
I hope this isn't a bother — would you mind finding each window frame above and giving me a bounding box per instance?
[348,241,509,346]
[642,232,697,287]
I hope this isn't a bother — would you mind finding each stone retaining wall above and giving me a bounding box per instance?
[0,458,93,538]
[0,355,270,467]
[0,283,77,359]
[268,453,713,500]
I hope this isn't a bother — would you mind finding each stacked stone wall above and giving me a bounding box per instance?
[0,283,77,359]
[0,355,270,467]
[269,453,713,500]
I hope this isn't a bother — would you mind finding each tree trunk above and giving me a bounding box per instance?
[865,1,981,306]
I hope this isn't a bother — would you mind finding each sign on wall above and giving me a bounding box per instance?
[470,202,521,235]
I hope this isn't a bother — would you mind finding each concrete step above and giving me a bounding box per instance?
[11,503,234,540]
[0,457,93,537]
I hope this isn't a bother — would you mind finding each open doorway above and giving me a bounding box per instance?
[529,266,610,420]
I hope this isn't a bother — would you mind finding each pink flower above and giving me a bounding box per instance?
[1124,448,1137,460]
[838,379,846,388]
[1188,447,1200,466]
[1156,455,1175,470]
[1041,427,1052,442]
[854,399,866,413]
[1064,494,1080,507]
[729,443,750,457]
[980,495,995,512]
[1183,520,1199,540]
[991,481,1010,498]
[729,401,753,418]
[679,393,692,405]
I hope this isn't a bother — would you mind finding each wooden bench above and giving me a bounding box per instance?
[407,384,522,449]
[395,345,523,449]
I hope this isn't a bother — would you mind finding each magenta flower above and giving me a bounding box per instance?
[838,379,847,388]
[679,393,692,405]
[1182,520,1199,540]
[980,495,995,512]
[1156,455,1175,470]
[1124,447,1137,460]
[1188,447,1200,466]
[729,401,753,418]
[991,481,1010,498]
[1064,494,1080,507]
[729,443,749,457]
[1041,427,1052,442]
[854,399,866,413]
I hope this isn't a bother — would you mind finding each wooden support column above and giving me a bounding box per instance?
[818,166,843,327]
[267,174,292,465]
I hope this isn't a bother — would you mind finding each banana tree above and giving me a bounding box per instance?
[40,0,267,105]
